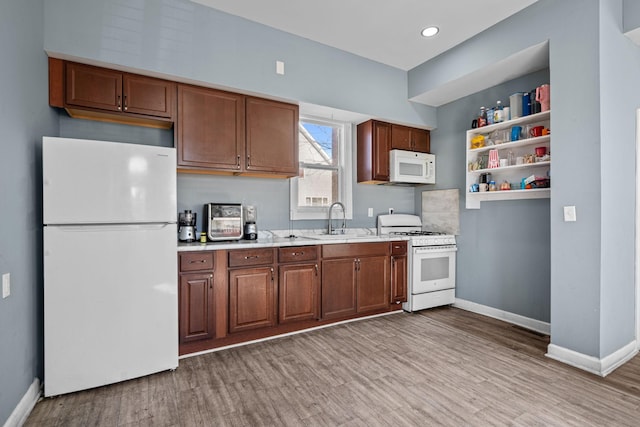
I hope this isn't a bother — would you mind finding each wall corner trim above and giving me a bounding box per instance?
[453,298,551,335]
[3,377,41,427]
[546,341,638,377]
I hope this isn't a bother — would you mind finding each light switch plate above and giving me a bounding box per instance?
[367,208,373,217]
[2,273,10,298]
[563,206,577,222]
[276,60,285,75]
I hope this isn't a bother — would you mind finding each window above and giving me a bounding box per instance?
[290,117,352,220]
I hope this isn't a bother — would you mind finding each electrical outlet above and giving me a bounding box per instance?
[367,208,373,217]
[388,208,394,215]
[2,273,10,299]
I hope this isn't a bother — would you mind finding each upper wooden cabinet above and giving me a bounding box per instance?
[391,124,430,153]
[177,85,299,177]
[176,84,245,171]
[357,119,430,184]
[357,120,390,184]
[246,97,298,176]
[49,58,175,129]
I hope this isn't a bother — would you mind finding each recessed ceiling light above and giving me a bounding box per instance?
[421,26,439,37]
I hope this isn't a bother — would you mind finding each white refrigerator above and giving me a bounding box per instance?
[43,136,178,397]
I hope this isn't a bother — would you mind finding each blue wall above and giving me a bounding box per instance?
[421,69,551,322]
[597,0,640,356]
[0,1,58,424]
[410,0,640,358]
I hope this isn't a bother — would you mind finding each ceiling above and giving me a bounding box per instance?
[191,0,538,71]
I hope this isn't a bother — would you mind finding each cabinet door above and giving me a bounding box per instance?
[391,124,412,151]
[246,97,298,175]
[411,128,430,153]
[321,258,357,319]
[179,273,214,343]
[357,255,390,313]
[372,121,391,181]
[390,255,407,304]
[177,84,245,170]
[279,263,319,324]
[65,62,122,112]
[123,74,175,118]
[228,267,276,333]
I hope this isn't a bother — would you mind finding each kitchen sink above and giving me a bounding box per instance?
[301,232,381,241]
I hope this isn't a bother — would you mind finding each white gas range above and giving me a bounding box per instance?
[378,214,457,312]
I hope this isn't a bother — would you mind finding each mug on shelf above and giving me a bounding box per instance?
[530,125,544,137]
[535,146,547,157]
[511,126,522,141]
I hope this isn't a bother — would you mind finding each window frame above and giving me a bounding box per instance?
[289,116,353,221]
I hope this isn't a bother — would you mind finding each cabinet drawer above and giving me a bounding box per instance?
[278,246,318,263]
[180,252,214,272]
[228,248,274,267]
[390,241,407,256]
[322,242,389,259]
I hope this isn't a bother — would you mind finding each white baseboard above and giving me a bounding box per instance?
[453,298,551,335]
[3,378,41,427]
[546,340,638,377]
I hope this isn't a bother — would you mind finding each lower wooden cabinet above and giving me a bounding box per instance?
[178,251,215,346]
[178,242,406,355]
[321,243,391,320]
[390,241,408,304]
[356,255,389,313]
[321,258,358,319]
[279,263,319,324]
[228,266,277,333]
[179,273,214,343]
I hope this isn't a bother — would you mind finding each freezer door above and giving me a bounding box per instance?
[43,137,176,224]
[44,223,178,396]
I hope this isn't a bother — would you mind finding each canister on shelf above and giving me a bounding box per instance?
[509,93,523,119]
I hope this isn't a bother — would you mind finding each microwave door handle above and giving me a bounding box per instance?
[426,161,433,179]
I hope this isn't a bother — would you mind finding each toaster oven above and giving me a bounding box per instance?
[205,203,243,241]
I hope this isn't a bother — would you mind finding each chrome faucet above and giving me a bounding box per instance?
[328,202,346,235]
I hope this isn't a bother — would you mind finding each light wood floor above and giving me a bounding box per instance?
[26,307,640,426]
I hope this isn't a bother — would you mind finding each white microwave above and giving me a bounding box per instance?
[389,149,435,184]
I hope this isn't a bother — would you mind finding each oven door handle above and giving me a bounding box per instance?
[413,245,457,254]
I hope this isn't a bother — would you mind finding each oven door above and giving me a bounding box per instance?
[411,245,457,294]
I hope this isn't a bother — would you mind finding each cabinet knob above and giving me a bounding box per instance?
[117,95,122,111]
[236,155,241,169]
[123,94,128,111]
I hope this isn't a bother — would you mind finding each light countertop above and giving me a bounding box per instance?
[177,228,408,252]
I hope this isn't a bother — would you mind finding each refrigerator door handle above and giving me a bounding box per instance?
[46,223,176,233]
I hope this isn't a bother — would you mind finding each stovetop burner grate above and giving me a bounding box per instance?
[391,230,445,236]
